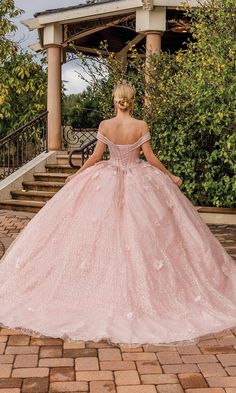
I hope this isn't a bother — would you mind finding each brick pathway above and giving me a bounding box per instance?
[0,209,236,393]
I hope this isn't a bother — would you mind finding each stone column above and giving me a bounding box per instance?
[43,24,63,151]
[146,31,162,57]
[47,44,62,151]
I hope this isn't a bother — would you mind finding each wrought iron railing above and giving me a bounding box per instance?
[68,138,110,168]
[62,126,98,150]
[0,111,48,180]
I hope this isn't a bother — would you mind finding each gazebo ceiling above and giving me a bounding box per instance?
[63,9,191,56]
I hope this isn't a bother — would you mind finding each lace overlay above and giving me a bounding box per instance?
[0,130,235,346]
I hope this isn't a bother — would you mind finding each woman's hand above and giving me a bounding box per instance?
[169,174,183,187]
[65,173,77,184]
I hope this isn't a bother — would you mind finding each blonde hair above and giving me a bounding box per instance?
[113,80,136,112]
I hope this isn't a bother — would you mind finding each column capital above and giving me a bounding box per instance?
[43,43,63,49]
[43,23,63,47]
[136,6,166,33]
[144,30,163,35]
[141,0,154,11]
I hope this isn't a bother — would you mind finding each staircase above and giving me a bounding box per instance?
[0,153,81,213]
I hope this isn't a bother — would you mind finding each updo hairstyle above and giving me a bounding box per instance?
[113,80,136,112]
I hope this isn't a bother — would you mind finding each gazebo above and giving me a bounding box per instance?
[22,0,197,151]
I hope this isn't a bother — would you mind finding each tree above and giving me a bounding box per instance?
[0,0,47,138]
[63,86,103,128]
[74,0,236,207]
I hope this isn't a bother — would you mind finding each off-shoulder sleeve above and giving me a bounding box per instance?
[96,131,108,144]
[130,131,151,151]
[140,131,151,145]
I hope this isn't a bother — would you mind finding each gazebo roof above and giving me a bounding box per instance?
[23,0,197,56]
[34,0,117,17]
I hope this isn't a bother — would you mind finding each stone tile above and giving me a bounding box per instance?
[185,389,225,393]
[122,352,156,361]
[198,362,227,377]
[114,370,140,385]
[100,360,135,370]
[50,381,88,392]
[163,364,199,373]
[226,367,236,376]
[75,357,99,371]
[0,343,6,354]
[0,378,22,388]
[98,348,122,361]
[218,336,236,346]
[40,346,62,358]
[12,367,49,378]
[177,345,201,355]
[5,346,39,355]
[225,389,236,393]
[8,335,30,346]
[14,354,38,368]
[141,374,178,384]
[63,348,97,358]
[76,370,113,381]
[63,341,85,349]
[144,345,177,352]
[0,329,27,336]
[22,377,49,393]
[136,360,162,374]
[157,352,182,364]
[0,389,20,393]
[50,367,74,382]
[0,355,14,364]
[217,354,236,366]
[178,373,208,389]
[39,358,73,367]
[182,355,217,363]
[198,340,219,347]
[207,376,236,387]
[86,340,114,348]
[117,386,157,393]
[90,380,116,393]
[156,384,184,393]
[200,346,235,354]
[30,337,62,346]
[119,344,143,352]
[0,364,12,378]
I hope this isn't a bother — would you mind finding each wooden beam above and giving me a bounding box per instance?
[63,14,134,48]
[117,33,145,57]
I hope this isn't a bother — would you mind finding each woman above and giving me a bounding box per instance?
[0,80,235,346]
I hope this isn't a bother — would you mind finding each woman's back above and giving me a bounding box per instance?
[99,117,147,145]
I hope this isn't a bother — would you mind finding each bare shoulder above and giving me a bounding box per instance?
[98,119,109,134]
[136,119,149,135]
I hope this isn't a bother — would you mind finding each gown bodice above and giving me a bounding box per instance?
[96,130,151,170]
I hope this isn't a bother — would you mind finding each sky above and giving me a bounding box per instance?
[14,0,89,95]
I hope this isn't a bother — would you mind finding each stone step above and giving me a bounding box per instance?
[0,199,45,213]
[45,164,78,174]
[11,190,56,202]
[33,172,69,182]
[22,181,65,192]
[196,206,236,214]
[56,154,82,166]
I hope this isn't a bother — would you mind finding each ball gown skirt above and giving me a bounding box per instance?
[0,130,236,347]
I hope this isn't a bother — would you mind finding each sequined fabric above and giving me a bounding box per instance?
[0,130,236,346]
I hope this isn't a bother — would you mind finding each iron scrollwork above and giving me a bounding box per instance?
[0,111,48,181]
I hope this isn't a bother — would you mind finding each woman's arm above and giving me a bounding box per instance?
[65,142,105,183]
[140,122,182,186]
[65,123,106,183]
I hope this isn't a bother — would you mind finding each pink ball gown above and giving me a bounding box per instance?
[0,129,236,346]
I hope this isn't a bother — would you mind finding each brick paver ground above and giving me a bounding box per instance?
[0,209,236,393]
